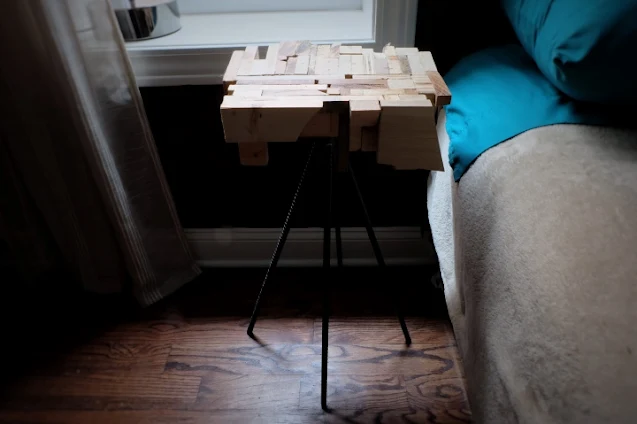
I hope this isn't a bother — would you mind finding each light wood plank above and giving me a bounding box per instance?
[340,45,363,55]
[396,47,420,55]
[377,98,443,170]
[221,99,323,143]
[373,53,389,75]
[295,55,310,75]
[427,70,452,106]
[285,57,297,74]
[349,99,381,151]
[420,51,438,71]
[249,59,268,76]
[351,54,366,75]
[387,79,416,90]
[327,58,340,75]
[295,40,312,56]
[330,43,341,58]
[243,45,260,60]
[277,41,299,60]
[275,61,288,75]
[222,51,244,90]
[338,55,352,75]
[265,44,280,75]
[408,55,425,75]
[308,45,318,74]
[317,44,331,58]
[230,84,328,93]
[388,56,403,74]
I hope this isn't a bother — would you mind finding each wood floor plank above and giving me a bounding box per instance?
[300,374,409,411]
[36,342,171,375]
[0,374,201,411]
[165,342,319,376]
[327,345,459,377]
[194,375,303,411]
[313,317,454,345]
[99,317,314,344]
[0,411,326,424]
[405,375,472,423]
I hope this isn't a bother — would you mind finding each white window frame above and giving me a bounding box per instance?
[125,0,418,87]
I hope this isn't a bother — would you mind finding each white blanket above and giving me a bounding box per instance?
[428,112,637,423]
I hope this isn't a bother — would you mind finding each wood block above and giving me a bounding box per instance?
[237,57,254,76]
[285,57,297,74]
[295,55,310,75]
[236,77,318,85]
[352,75,411,80]
[426,71,452,106]
[244,45,260,60]
[340,46,363,55]
[349,100,381,151]
[221,98,323,143]
[373,53,389,75]
[395,47,419,55]
[250,59,268,76]
[295,40,312,56]
[383,94,401,101]
[377,98,443,171]
[315,57,328,75]
[222,50,244,91]
[327,58,340,75]
[351,55,366,74]
[383,46,397,56]
[363,48,374,74]
[387,79,416,90]
[238,143,269,166]
[229,84,328,93]
[330,43,341,58]
[361,127,379,152]
[399,56,411,74]
[327,88,341,95]
[318,79,388,87]
[301,111,338,137]
[388,57,402,74]
[350,89,406,96]
[419,52,437,71]
[262,89,327,97]
[308,45,318,74]
[265,44,280,75]
[277,41,298,60]
[275,60,287,75]
[412,75,432,84]
[408,55,425,75]
[339,55,352,75]
[317,44,331,58]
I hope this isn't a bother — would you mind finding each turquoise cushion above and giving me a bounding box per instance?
[445,45,624,181]
[502,0,637,104]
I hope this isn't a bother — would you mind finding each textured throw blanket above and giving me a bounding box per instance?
[428,112,637,423]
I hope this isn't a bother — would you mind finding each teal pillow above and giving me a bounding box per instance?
[445,45,617,181]
[502,0,637,104]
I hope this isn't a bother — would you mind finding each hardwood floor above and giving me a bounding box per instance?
[0,268,471,423]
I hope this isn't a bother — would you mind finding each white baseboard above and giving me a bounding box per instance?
[185,227,436,267]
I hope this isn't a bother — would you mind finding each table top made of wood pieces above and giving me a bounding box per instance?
[220,41,451,170]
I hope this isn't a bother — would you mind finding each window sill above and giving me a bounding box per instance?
[126,0,417,87]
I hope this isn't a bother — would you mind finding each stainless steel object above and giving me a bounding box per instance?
[113,0,181,41]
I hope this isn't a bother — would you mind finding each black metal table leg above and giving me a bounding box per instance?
[247,141,317,337]
[348,161,412,346]
[321,140,334,411]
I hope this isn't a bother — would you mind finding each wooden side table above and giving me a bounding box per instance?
[219,41,451,411]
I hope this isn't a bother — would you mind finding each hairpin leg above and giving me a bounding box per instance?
[348,161,412,346]
[247,141,317,338]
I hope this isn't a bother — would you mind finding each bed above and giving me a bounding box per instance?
[428,111,637,423]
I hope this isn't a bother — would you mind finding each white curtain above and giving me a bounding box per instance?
[0,0,200,306]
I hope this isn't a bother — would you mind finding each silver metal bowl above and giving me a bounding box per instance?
[114,0,181,41]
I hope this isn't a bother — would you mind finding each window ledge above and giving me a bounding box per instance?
[126,0,417,87]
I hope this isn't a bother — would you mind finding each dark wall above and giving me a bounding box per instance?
[415,0,518,75]
[143,1,517,229]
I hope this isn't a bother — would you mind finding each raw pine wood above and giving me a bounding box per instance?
[0,269,471,423]
[427,71,453,106]
[377,98,444,171]
[350,99,381,151]
[222,42,451,171]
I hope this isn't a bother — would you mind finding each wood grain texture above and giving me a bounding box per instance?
[0,269,471,423]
